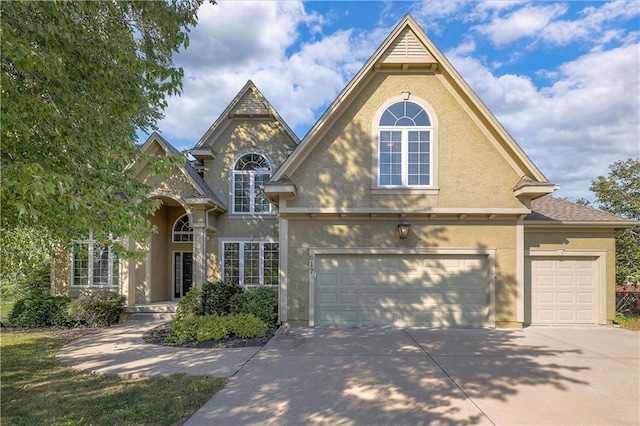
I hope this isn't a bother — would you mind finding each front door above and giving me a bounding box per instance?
[174,252,193,298]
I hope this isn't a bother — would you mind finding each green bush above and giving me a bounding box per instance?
[7,296,74,327]
[202,280,242,316]
[230,286,278,328]
[175,287,203,321]
[67,291,125,327]
[170,313,267,344]
[225,313,267,338]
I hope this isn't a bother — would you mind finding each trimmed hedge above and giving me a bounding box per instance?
[170,313,267,344]
[202,280,242,316]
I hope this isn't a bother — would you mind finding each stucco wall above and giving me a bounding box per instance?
[525,228,617,324]
[284,218,518,325]
[287,72,523,210]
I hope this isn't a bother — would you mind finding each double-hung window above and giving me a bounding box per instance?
[378,101,432,187]
[222,241,279,286]
[233,153,272,214]
[72,233,119,287]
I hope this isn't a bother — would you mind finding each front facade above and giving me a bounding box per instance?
[52,15,635,328]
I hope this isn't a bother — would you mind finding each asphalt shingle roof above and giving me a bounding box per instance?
[527,195,635,224]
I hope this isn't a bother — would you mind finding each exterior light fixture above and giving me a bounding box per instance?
[397,220,411,239]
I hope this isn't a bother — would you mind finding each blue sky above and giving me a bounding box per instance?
[150,0,640,202]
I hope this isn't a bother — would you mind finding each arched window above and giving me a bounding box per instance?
[172,214,193,242]
[378,101,432,187]
[233,153,272,214]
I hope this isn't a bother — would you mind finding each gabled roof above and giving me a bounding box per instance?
[527,195,637,227]
[193,80,299,150]
[272,14,552,192]
[138,132,227,210]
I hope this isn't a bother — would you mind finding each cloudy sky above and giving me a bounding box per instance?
[151,0,640,202]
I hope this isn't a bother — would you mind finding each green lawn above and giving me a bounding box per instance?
[1,330,226,425]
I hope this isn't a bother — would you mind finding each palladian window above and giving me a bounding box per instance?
[233,153,272,214]
[378,101,432,187]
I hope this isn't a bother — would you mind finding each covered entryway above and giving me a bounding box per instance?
[529,257,598,324]
[311,249,494,328]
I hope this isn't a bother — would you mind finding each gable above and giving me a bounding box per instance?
[269,15,555,210]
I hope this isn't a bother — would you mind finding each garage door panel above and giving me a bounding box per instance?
[530,257,597,325]
[315,253,489,327]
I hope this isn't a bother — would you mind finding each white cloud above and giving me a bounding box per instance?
[449,42,640,200]
[158,1,378,141]
[473,3,569,46]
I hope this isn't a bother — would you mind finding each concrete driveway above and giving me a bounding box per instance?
[186,326,639,425]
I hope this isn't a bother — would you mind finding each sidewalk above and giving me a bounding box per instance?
[56,320,261,378]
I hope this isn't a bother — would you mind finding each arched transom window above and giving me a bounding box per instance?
[378,101,432,187]
[173,214,193,242]
[233,153,272,214]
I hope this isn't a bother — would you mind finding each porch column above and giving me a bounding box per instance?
[191,207,207,288]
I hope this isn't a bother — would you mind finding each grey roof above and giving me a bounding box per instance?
[527,195,636,225]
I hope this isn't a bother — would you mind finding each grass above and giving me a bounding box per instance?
[1,330,227,425]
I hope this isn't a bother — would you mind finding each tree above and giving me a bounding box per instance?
[1,0,205,248]
[590,158,640,285]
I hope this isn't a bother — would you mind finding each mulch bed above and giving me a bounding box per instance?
[142,321,276,349]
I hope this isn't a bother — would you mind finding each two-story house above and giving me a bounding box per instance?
[52,15,635,328]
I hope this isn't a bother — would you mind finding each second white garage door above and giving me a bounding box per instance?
[530,258,597,324]
[314,253,490,327]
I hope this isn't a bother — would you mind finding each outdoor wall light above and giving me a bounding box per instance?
[397,220,411,239]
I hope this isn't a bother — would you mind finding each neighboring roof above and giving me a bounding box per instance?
[193,80,299,149]
[527,196,637,227]
[139,132,227,210]
[272,14,552,187]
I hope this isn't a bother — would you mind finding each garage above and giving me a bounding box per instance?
[529,257,597,324]
[312,250,492,327]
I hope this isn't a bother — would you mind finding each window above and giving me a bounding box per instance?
[222,241,279,286]
[378,101,432,187]
[233,153,272,214]
[72,233,119,287]
[173,214,193,242]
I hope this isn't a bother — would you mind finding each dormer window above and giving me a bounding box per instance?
[378,101,433,187]
[233,153,272,214]
[173,214,193,242]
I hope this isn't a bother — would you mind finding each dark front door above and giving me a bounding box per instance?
[174,252,193,298]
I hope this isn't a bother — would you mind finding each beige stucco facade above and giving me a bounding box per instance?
[53,15,632,329]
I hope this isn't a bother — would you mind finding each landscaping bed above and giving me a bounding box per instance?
[142,321,277,348]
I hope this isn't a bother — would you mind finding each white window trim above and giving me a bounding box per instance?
[172,214,193,243]
[231,152,275,215]
[71,232,120,288]
[219,239,279,287]
[371,95,439,194]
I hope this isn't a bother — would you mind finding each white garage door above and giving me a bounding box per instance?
[530,258,596,324]
[315,254,489,327]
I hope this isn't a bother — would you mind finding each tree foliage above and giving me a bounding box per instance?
[1,0,204,247]
[590,158,640,285]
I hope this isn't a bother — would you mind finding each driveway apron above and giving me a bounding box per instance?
[186,326,639,426]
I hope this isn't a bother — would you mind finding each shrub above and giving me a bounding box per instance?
[68,291,125,327]
[202,280,242,316]
[7,296,74,327]
[230,286,278,328]
[225,313,267,338]
[175,287,203,321]
[170,313,267,344]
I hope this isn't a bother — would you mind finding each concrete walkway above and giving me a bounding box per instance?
[57,323,640,425]
[56,320,260,378]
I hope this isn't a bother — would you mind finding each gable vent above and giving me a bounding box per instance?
[380,28,436,65]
